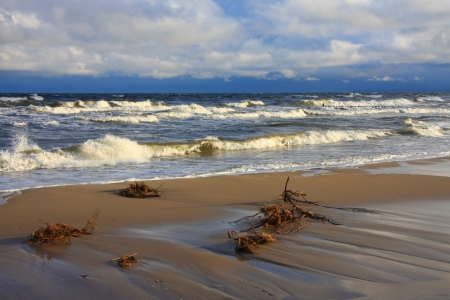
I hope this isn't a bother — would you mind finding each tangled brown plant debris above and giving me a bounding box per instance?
[119,182,163,198]
[27,211,99,246]
[229,177,338,253]
[228,230,277,253]
[112,253,139,267]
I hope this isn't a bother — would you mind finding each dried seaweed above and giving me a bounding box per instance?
[229,177,337,253]
[27,211,99,246]
[119,182,162,198]
[228,230,276,253]
[112,253,139,267]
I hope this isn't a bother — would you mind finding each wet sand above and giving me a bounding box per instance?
[1,159,450,299]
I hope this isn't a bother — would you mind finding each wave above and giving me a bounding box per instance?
[10,122,27,127]
[304,107,450,116]
[31,100,310,120]
[299,98,414,107]
[77,115,159,124]
[29,94,44,101]
[157,104,234,118]
[362,94,383,98]
[224,100,265,108]
[212,108,307,119]
[30,101,232,117]
[217,153,419,175]
[292,94,318,98]
[0,130,390,172]
[414,96,445,102]
[31,100,168,114]
[0,96,27,102]
[0,94,43,102]
[399,118,444,137]
[341,93,362,98]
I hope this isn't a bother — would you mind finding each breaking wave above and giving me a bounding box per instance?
[77,115,159,124]
[304,107,450,116]
[224,100,265,107]
[298,98,414,107]
[0,130,390,172]
[399,118,444,137]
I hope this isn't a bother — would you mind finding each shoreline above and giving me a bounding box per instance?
[1,155,449,204]
[1,158,450,298]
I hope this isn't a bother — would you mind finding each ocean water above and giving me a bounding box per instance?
[0,92,449,192]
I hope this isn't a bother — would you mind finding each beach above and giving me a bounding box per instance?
[2,1,450,298]
[1,158,450,299]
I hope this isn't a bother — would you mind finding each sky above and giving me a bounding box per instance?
[0,0,449,93]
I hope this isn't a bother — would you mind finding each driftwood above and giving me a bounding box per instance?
[112,253,139,267]
[119,182,162,198]
[27,211,99,246]
[229,177,337,253]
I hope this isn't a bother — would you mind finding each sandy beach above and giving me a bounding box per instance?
[1,158,450,299]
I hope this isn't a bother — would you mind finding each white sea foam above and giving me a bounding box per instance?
[219,153,416,175]
[11,122,27,127]
[398,108,450,114]
[44,121,60,126]
[31,101,233,118]
[77,115,159,124]
[29,93,44,101]
[294,94,318,98]
[158,104,234,119]
[0,96,27,102]
[401,118,443,137]
[12,133,41,153]
[363,94,383,98]
[299,98,414,107]
[213,108,307,119]
[421,96,445,102]
[224,100,265,108]
[178,129,390,153]
[304,107,450,116]
[0,130,390,172]
[0,134,43,171]
[109,100,165,108]
[342,93,358,98]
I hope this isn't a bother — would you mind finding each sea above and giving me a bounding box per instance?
[1,92,449,194]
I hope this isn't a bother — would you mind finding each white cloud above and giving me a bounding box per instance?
[280,69,296,78]
[0,0,449,80]
[306,76,320,81]
[368,76,403,82]
[370,76,393,81]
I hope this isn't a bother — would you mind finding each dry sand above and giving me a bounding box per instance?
[1,159,450,299]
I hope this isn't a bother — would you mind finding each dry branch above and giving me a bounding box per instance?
[112,253,139,267]
[27,211,99,246]
[229,177,338,253]
[119,182,162,198]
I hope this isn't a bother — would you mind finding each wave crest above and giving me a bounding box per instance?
[0,130,390,172]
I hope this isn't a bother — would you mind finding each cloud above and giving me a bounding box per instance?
[368,75,407,82]
[368,76,395,81]
[306,76,320,81]
[0,0,449,81]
